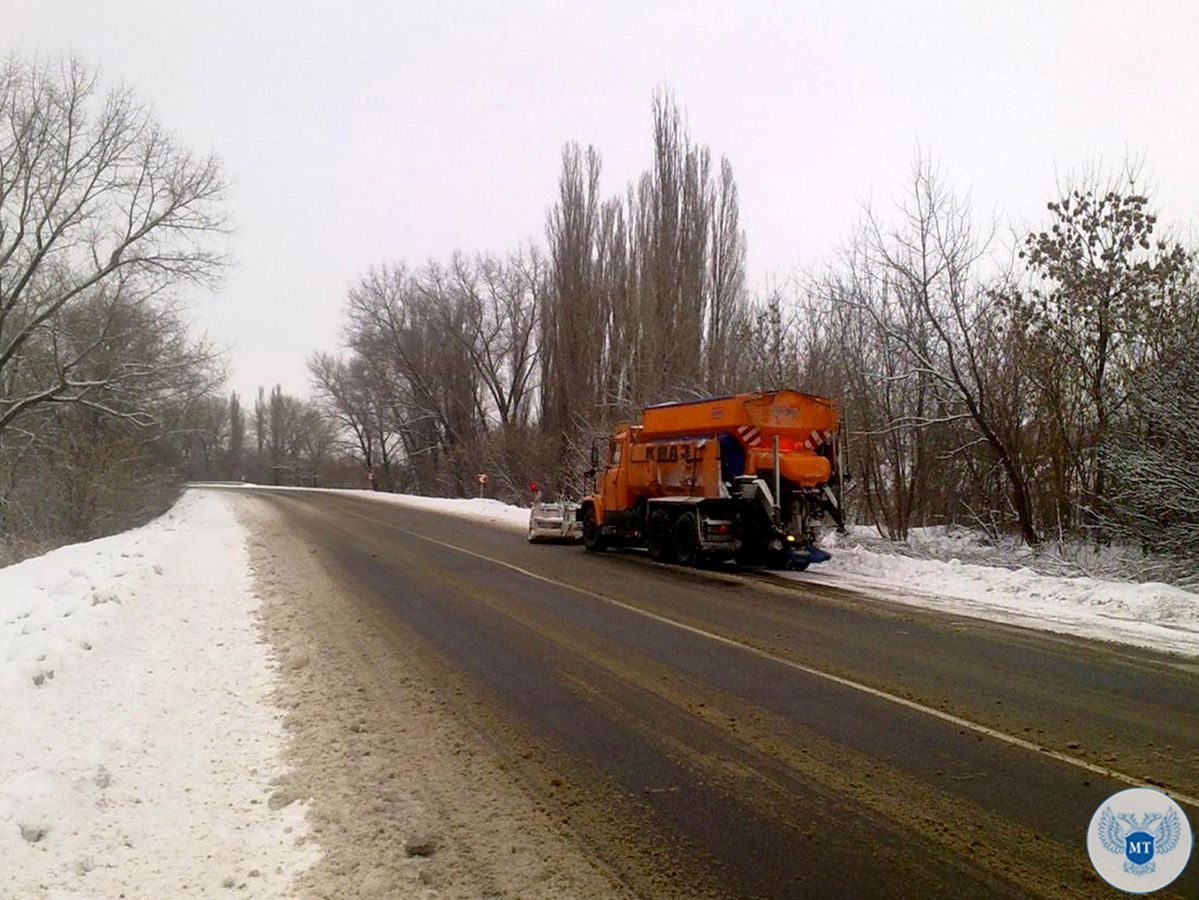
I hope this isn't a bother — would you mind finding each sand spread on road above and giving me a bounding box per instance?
[229,493,628,899]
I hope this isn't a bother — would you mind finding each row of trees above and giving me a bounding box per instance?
[307,97,1197,578]
[541,98,750,472]
[0,58,227,559]
[3,56,1193,581]
[0,57,368,560]
[182,385,358,487]
[791,158,1195,569]
[307,93,758,500]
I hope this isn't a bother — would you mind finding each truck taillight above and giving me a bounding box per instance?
[707,522,732,535]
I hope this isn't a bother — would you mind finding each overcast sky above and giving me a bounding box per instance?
[8,1,1199,400]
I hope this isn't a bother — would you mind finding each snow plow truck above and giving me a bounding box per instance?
[578,390,844,570]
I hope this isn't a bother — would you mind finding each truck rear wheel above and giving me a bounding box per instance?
[582,507,606,552]
[646,509,675,563]
[674,511,703,567]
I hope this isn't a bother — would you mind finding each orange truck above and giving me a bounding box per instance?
[578,390,844,570]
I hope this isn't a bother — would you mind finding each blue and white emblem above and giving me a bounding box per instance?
[1087,787,1192,893]
[1099,805,1182,875]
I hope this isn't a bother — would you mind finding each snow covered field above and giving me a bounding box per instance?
[276,486,1199,659]
[0,491,315,898]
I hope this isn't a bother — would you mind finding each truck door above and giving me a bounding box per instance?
[602,436,624,514]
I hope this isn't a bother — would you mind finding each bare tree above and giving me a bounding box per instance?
[309,351,401,489]
[850,154,1039,544]
[631,89,713,400]
[543,142,605,465]
[706,156,746,390]
[1101,313,1199,579]
[0,57,226,437]
[227,390,244,478]
[254,386,266,455]
[343,263,475,492]
[189,394,229,477]
[440,251,541,430]
[537,90,748,489]
[1,289,220,547]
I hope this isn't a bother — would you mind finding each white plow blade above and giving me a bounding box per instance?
[527,501,583,543]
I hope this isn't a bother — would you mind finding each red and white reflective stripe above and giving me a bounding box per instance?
[736,425,837,450]
[803,429,836,450]
[736,425,762,447]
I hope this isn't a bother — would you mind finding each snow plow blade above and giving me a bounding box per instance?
[787,545,831,571]
[527,502,583,543]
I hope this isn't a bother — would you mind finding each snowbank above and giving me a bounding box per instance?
[331,490,532,532]
[201,486,534,534]
[795,532,1199,658]
[194,484,532,534]
[0,490,316,898]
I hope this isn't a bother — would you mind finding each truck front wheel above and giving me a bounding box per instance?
[582,508,606,552]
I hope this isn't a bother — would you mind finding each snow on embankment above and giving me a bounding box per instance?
[797,530,1199,658]
[337,488,1199,658]
[332,490,531,532]
[198,484,533,533]
[0,490,315,898]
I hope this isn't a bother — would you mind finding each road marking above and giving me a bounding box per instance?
[337,505,1199,810]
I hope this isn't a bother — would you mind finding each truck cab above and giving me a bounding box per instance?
[599,428,632,522]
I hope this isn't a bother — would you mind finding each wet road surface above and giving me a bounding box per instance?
[230,488,1199,899]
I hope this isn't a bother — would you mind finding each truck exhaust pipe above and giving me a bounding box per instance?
[772,434,782,522]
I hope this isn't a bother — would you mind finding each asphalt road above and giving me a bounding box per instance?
[230,487,1199,899]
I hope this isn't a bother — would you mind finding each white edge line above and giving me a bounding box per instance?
[337,505,1199,811]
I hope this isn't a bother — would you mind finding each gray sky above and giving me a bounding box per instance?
[8,1,1199,401]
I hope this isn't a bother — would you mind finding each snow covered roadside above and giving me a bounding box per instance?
[794,541,1199,658]
[333,491,531,533]
[194,484,532,533]
[0,490,316,898]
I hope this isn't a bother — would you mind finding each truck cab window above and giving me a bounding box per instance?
[609,440,622,466]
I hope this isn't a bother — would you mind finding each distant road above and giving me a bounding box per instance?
[228,487,1199,899]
